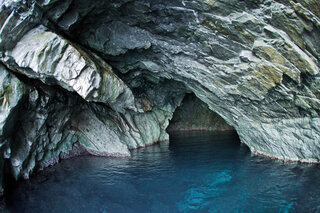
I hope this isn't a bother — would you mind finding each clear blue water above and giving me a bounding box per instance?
[5,132,320,212]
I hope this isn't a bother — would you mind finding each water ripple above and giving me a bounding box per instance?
[5,132,320,213]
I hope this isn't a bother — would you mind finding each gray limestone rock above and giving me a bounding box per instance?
[0,65,25,195]
[2,26,136,112]
[5,79,181,184]
[0,65,25,141]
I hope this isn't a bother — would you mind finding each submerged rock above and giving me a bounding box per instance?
[0,0,319,195]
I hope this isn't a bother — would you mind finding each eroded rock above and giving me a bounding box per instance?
[2,26,136,112]
[0,65,25,195]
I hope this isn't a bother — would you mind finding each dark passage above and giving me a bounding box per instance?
[4,132,320,212]
[167,94,234,132]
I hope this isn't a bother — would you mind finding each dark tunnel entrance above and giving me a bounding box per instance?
[167,93,235,133]
[166,93,243,157]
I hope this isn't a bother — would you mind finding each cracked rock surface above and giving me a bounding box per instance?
[0,0,320,195]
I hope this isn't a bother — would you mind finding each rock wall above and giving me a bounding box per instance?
[0,0,319,195]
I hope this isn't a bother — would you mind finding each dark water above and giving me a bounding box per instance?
[5,132,320,213]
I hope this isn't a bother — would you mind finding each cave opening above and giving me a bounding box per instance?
[167,93,241,146]
[167,93,235,133]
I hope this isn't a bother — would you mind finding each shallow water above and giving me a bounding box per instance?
[5,132,320,212]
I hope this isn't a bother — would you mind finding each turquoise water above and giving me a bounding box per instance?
[5,132,320,212]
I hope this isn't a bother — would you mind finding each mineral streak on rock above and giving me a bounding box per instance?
[0,0,319,196]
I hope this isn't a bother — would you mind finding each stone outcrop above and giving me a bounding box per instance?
[0,65,25,195]
[0,0,320,195]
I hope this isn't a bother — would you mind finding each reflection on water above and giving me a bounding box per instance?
[5,132,320,212]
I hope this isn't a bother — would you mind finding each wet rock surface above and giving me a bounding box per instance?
[0,0,319,196]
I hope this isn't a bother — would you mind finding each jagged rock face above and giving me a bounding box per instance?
[3,25,136,112]
[0,65,25,194]
[35,0,320,162]
[0,0,319,195]
[0,66,183,193]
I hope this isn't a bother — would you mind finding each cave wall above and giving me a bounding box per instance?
[0,0,319,195]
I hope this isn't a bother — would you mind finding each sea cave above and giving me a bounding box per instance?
[1,0,320,212]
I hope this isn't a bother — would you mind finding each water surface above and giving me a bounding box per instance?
[5,132,320,212]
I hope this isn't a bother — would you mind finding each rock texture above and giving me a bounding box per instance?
[0,0,320,195]
[0,65,25,195]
